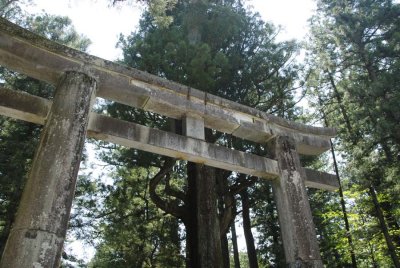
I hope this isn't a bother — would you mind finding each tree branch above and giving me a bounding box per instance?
[149,158,186,220]
[230,176,258,196]
[165,173,186,202]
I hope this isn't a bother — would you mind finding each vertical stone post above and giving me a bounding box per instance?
[270,136,323,267]
[0,71,97,268]
[183,115,223,268]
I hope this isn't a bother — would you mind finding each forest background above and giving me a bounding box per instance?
[0,0,399,267]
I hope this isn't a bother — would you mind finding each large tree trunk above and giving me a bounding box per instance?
[185,163,223,268]
[186,162,200,267]
[184,115,223,268]
[196,165,222,267]
[231,221,241,268]
[240,189,259,268]
[218,177,231,268]
[265,184,284,265]
[221,232,230,268]
[368,186,400,268]
[183,2,223,266]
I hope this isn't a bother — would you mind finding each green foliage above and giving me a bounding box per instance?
[86,167,185,267]
[22,14,91,50]
[309,188,350,267]
[252,182,285,267]
[111,0,177,26]
[118,1,300,113]
[306,0,400,266]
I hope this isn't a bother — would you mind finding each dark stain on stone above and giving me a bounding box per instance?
[25,230,38,239]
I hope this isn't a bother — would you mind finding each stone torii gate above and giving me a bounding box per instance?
[0,18,338,267]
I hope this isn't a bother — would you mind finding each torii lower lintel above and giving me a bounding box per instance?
[0,86,339,191]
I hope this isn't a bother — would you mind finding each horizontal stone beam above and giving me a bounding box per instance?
[304,169,339,192]
[88,114,279,178]
[0,87,50,125]
[0,18,336,155]
[0,87,339,191]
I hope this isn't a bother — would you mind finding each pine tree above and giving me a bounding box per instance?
[306,0,400,266]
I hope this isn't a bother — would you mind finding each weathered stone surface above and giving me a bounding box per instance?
[304,168,339,191]
[0,87,339,191]
[0,71,96,268]
[183,115,205,139]
[1,229,64,268]
[0,87,51,124]
[88,114,279,179]
[0,17,335,155]
[271,136,323,267]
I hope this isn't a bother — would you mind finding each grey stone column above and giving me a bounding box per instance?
[270,136,323,267]
[0,71,97,268]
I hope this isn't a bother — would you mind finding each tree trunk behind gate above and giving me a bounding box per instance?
[241,189,259,268]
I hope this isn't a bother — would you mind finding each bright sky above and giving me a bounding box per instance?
[25,0,142,60]
[25,0,316,60]
[250,0,316,40]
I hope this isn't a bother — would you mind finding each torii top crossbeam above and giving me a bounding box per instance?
[0,18,335,151]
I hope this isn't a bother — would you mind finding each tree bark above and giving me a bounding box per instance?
[231,221,241,268]
[183,115,223,268]
[368,186,400,268]
[218,173,231,268]
[265,184,284,265]
[221,232,230,268]
[185,163,223,268]
[196,165,223,267]
[185,163,199,267]
[240,189,259,268]
[0,71,96,267]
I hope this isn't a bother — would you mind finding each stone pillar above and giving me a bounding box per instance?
[0,71,97,268]
[270,136,323,267]
[183,115,205,140]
